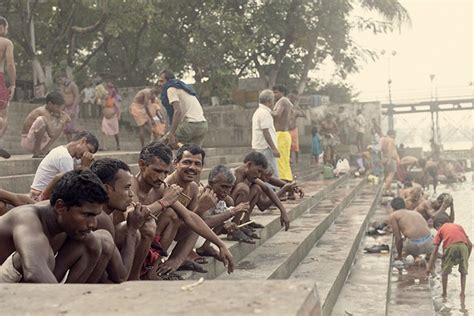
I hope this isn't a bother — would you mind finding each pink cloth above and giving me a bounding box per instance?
[101,113,119,136]
[0,72,9,111]
[21,116,50,153]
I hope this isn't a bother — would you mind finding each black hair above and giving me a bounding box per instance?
[390,197,406,210]
[72,131,99,153]
[139,141,173,165]
[45,91,64,106]
[50,170,108,207]
[244,151,268,169]
[208,165,235,183]
[0,17,7,26]
[433,212,451,229]
[175,143,205,165]
[159,69,176,81]
[272,85,288,95]
[312,126,318,137]
[436,193,451,204]
[90,158,130,186]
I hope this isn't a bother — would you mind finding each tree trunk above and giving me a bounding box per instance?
[32,57,46,98]
[295,39,318,105]
[44,63,54,91]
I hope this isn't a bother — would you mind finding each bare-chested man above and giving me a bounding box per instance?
[287,93,306,164]
[419,158,438,193]
[0,170,113,283]
[21,92,70,158]
[230,152,290,243]
[380,129,399,195]
[389,197,434,260]
[59,75,80,142]
[131,142,233,279]
[272,85,293,184]
[195,165,250,259]
[320,113,339,164]
[129,84,161,148]
[397,155,418,182]
[91,158,154,282]
[413,192,454,223]
[0,17,16,159]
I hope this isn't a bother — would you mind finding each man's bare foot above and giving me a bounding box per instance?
[196,245,222,262]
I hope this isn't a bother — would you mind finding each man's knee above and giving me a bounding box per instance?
[140,217,157,240]
[232,183,250,200]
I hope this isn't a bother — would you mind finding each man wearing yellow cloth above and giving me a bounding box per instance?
[272,85,294,193]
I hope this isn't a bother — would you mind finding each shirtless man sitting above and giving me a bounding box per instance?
[129,84,160,148]
[0,170,113,283]
[195,165,250,259]
[389,197,434,260]
[91,158,157,281]
[414,192,454,223]
[21,91,70,158]
[130,142,233,278]
[230,152,290,242]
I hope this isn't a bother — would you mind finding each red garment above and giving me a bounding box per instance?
[0,72,9,110]
[433,223,469,249]
[140,235,162,276]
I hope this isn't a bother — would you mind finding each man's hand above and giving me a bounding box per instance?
[218,245,234,274]
[81,152,95,167]
[198,187,218,211]
[223,222,238,234]
[272,148,280,158]
[127,202,148,230]
[156,258,181,276]
[280,211,290,231]
[161,184,183,207]
[232,202,250,215]
[8,86,15,100]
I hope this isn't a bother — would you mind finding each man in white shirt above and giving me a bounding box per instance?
[158,70,207,147]
[30,131,98,201]
[80,80,96,118]
[355,109,366,152]
[251,89,280,178]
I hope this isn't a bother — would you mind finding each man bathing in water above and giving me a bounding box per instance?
[21,92,70,158]
[0,170,113,283]
[0,16,16,159]
[389,197,434,261]
[130,142,233,278]
[229,152,290,243]
[380,130,399,196]
[419,158,438,193]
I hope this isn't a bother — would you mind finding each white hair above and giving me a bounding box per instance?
[259,89,274,105]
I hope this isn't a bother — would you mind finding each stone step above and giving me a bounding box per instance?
[217,177,366,282]
[289,182,382,316]
[0,147,250,177]
[183,168,345,281]
[0,280,322,316]
[331,203,393,315]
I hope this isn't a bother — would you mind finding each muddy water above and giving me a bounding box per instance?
[429,174,474,315]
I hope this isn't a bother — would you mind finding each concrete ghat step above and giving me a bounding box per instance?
[0,149,248,177]
[289,183,382,316]
[331,203,393,316]
[1,280,322,316]
[217,177,366,282]
[186,172,348,280]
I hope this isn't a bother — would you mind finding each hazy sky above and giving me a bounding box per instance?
[347,0,473,103]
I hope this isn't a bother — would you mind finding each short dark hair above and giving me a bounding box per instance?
[159,69,176,81]
[0,17,7,26]
[208,165,235,183]
[390,197,406,210]
[433,212,451,229]
[72,131,99,153]
[50,170,108,207]
[90,158,130,186]
[175,143,205,165]
[311,126,318,136]
[45,91,64,106]
[244,151,268,169]
[272,85,288,95]
[139,141,173,165]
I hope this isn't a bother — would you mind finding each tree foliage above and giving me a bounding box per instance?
[1,0,410,100]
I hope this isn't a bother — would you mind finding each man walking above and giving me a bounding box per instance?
[0,16,16,159]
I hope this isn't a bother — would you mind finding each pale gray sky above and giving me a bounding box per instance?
[348,0,473,102]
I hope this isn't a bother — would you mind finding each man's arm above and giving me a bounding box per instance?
[254,178,290,230]
[389,214,403,259]
[5,40,16,99]
[143,92,155,123]
[169,101,183,135]
[13,214,57,283]
[262,128,280,158]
